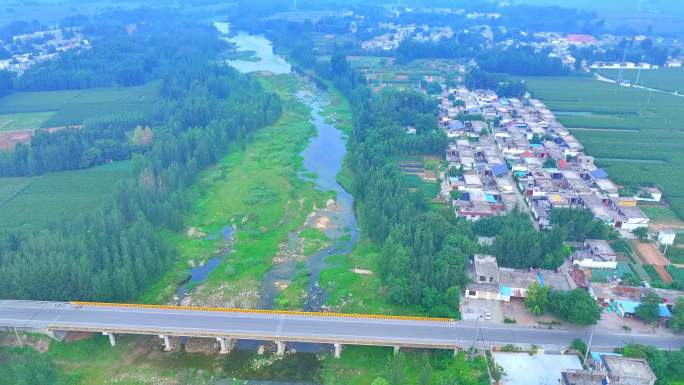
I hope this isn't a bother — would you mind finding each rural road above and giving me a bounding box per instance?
[1,300,682,351]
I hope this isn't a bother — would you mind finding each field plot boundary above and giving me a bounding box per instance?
[0,178,35,209]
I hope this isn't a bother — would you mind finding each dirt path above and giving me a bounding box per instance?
[649,222,684,232]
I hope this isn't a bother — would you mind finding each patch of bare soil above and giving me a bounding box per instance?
[186,227,207,239]
[63,331,95,342]
[186,280,260,309]
[273,233,303,264]
[631,240,668,265]
[350,268,373,275]
[0,332,51,352]
[0,129,32,150]
[183,337,229,354]
[654,265,674,284]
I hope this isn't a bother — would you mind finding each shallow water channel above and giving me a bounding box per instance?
[174,31,358,384]
[257,88,359,312]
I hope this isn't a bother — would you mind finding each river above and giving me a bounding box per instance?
[219,30,358,314]
[200,30,357,384]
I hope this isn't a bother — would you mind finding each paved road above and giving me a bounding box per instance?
[1,301,682,350]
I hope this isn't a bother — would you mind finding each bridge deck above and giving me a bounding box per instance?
[0,300,457,348]
[1,300,683,351]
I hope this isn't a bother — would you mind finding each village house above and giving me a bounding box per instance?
[465,254,573,301]
[573,239,618,269]
[591,282,681,319]
[562,355,657,385]
[439,86,650,235]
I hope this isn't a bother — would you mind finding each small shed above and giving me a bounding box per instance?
[658,229,676,246]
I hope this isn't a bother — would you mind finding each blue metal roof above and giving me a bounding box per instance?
[491,164,508,177]
[449,121,465,130]
[616,300,672,317]
[591,168,609,179]
[590,352,621,366]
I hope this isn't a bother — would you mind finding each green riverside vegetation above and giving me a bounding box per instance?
[139,74,330,307]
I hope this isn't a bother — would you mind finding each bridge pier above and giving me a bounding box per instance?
[159,335,172,351]
[453,347,459,357]
[393,346,400,355]
[102,332,116,346]
[217,337,234,354]
[334,343,343,358]
[276,341,286,356]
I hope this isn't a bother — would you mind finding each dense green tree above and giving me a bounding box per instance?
[622,344,684,385]
[635,291,662,324]
[0,10,282,302]
[632,227,649,242]
[670,297,684,332]
[572,338,588,358]
[549,289,602,325]
[551,208,616,241]
[524,282,550,315]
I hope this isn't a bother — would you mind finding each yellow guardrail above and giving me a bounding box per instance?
[69,301,453,323]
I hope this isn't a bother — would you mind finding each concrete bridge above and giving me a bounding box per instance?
[0,300,458,357]
[1,300,682,356]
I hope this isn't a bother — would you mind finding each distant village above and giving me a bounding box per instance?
[439,85,655,233]
[0,26,90,74]
[360,15,684,73]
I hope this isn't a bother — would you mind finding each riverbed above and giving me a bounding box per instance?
[213,31,356,383]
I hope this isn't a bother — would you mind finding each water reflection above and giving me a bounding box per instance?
[225,32,291,74]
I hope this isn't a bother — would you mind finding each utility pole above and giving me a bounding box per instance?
[635,55,645,87]
[13,327,23,348]
[583,331,593,366]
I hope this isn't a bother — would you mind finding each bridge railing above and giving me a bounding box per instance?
[70,301,454,323]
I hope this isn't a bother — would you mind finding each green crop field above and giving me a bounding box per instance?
[0,161,131,228]
[523,76,684,219]
[0,89,82,114]
[0,177,33,206]
[0,112,56,131]
[0,81,161,128]
[597,67,684,94]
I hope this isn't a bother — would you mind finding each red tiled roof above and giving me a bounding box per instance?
[566,34,596,43]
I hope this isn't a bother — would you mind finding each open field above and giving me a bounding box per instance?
[139,75,329,307]
[0,112,56,131]
[523,76,684,219]
[597,67,684,94]
[391,155,442,200]
[0,81,161,128]
[349,55,461,92]
[0,161,131,229]
[640,204,683,224]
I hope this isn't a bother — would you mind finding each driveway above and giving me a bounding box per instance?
[460,296,503,323]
